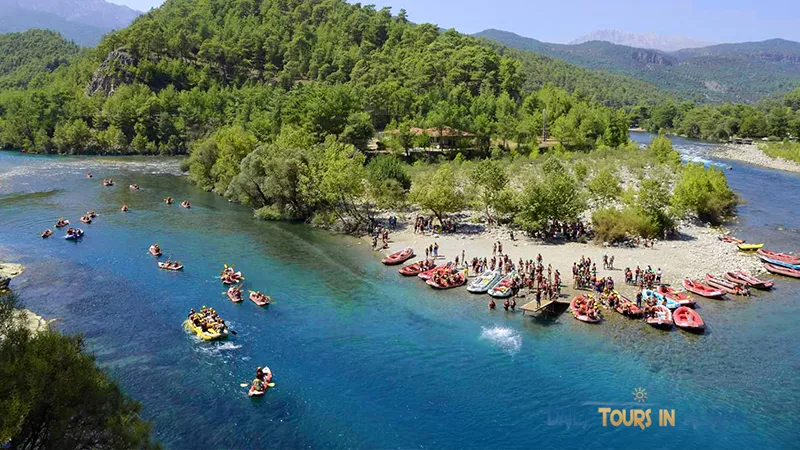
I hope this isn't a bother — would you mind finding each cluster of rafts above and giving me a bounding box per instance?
[382,248,520,299]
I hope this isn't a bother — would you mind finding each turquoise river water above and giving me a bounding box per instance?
[0,133,798,449]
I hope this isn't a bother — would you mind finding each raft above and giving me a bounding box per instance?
[467,270,502,294]
[737,243,764,251]
[656,285,697,307]
[756,249,800,265]
[725,271,773,290]
[682,279,725,299]
[399,261,427,276]
[646,305,673,330]
[763,262,800,278]
[183,319,228,341]
[569,296,601,323]
[645,289,680,310]
[673,306,705,333]
[250,292,271,306]
[157,262,183,271]
[381,247,414,265]
[487,271,517,298]
[426,272,466,289]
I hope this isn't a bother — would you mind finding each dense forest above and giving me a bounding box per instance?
[0,0,669,158]
[640,87,800,140]
[0,29,81,89]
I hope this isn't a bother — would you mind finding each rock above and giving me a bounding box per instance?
[0,275,10,290]
[85,48,138,97]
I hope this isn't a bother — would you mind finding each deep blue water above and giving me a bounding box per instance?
[0,141,798,449]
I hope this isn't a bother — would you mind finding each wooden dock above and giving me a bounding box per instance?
[519,286,578,316]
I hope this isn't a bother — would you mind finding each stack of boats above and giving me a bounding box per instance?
[757,249,800,278]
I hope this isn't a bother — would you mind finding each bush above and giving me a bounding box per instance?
[671,163,737,224]
[591,207,660,243]
[588,169,622,204]
[254,205,283,221]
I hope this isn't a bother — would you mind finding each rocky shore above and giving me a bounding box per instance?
[714,144,800,173]
[1,261,50,334]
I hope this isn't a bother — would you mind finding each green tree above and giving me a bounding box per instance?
[648,132,681,166]
[0,293,157,449]
[515,171,586,232]
[671,163,737,224]
[588,169,622,205]
[470,159,509,219]
[409,164,465,222]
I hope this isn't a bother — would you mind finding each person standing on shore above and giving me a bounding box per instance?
[498,241,503,255]
[609,255,614,270]
[492,242,497,257]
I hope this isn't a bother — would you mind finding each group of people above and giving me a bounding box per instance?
[573,295,602,321]
[221,266,244,284]
[572,256,598,289]
[488,297,517,311]
[601,254,615,270]
[530,220,589,242]
[187,307,227,334]
[624,265,662,289]
[430,269,464,288]
[102,178,114,186]
[372,225,391,250]
[160,258,183,270]
[413,215,456,235]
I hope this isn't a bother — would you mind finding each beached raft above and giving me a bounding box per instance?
[673,307,705,333]
[467,270,502,294]
[569,296,601,323]
[381,247,414,265]
[646,305,673,330]
[763,262,800,278]
[682,279,725,299]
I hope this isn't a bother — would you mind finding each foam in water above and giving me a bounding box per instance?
[480,326,522,355]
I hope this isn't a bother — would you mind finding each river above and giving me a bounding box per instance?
[0,134,797,449]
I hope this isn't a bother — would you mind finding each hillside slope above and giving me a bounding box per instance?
[0,29,81,89]
[476,29,800,103]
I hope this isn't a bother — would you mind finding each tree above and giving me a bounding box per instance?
[366,155,410,208]
[648,132,681,166]
[209,125,257,193]
[470,159,509,220]
[636,177,673,233]
[515,171,586,232]
[409,164,465,222]
[495,92,518,148]
[671,163,737,224]
[0,293,157,449]
[588,169,622,205]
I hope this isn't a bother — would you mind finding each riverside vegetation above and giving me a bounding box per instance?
[0,293,157,449]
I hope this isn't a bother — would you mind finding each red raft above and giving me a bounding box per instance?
[614,295,642,318]
[725,271,773,290]
[656,285,697,307]
[682,279,725,299]
[418,264,449,281]
[570,296,601,323]
[381,247,415,265]
[426,272,466,290]
[705,274,749,296]
[757,249,800,265]
[646,305,673,330]
[673,306,705,333]
[399,260,430,276]
[763,262,800,279]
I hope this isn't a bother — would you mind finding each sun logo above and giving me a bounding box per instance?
[632,387,648,403]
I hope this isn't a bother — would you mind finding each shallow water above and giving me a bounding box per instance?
[1,146,798,449]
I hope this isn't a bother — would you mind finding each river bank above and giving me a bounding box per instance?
[1,261,50,334]
[374,214,765,287]
[712,143,800,173]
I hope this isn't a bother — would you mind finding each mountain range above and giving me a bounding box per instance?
[0,0,141,46]
[569,29,712,52]
[474,29,800,103]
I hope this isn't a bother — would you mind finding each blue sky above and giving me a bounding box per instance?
[108,0,799,43]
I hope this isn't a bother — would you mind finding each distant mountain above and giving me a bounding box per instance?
[0,0,141,46]
[569,29,712,52]
[475,29,800,103]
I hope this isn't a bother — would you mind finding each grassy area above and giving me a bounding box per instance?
[761,141,800,164]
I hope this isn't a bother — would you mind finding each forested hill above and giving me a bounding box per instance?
[0,29,81,89]
[475,29,800,104]
[0,0,667,155]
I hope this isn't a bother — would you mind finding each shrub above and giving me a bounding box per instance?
[591,207,660,243]
[588,169,622,204]
[672,163,737,224]
[254,205,283,221]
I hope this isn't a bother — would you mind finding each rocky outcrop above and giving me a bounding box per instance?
[630,49,675,66]
[0,262,24,291]
[85,48,137,97]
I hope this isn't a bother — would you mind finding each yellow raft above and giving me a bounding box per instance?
[738,243,764,251]
[183,319,229,341]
